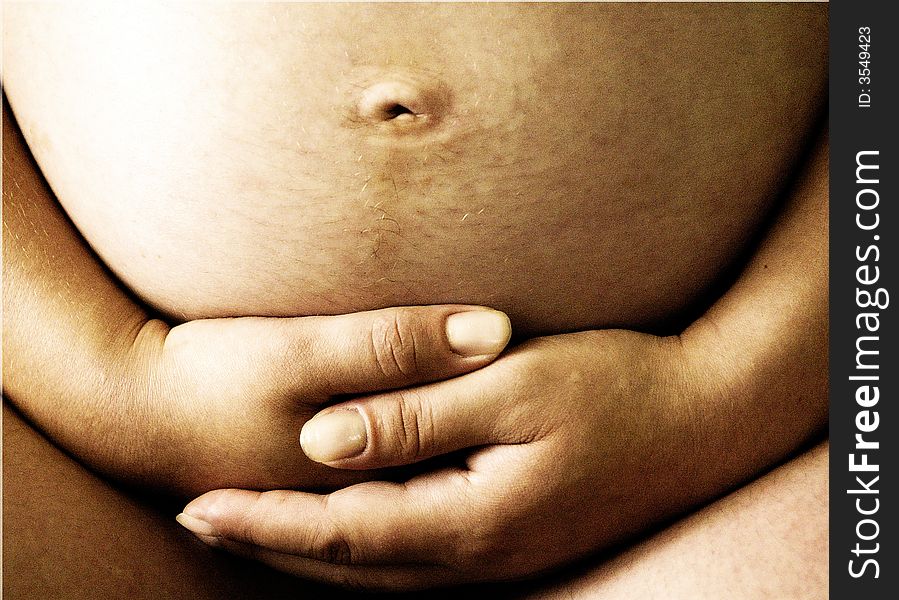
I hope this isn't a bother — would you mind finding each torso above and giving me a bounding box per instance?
[3,3,827,336]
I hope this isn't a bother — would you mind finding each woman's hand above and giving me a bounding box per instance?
[181,330,732,588]
[2,98,512,498]
[178,134,829,589]
[176,329,707,589]
[178,322,820,591]
[135,306,511,496]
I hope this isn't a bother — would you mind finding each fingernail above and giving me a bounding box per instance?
[300,410,367,463]
[445,310,512,356]
[176,512,220,538]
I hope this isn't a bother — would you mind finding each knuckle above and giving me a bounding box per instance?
[369,311,421,380]
[390,391,433,460]
[308,525,355,565]
[237,490,291,546]
[306,494,357,566]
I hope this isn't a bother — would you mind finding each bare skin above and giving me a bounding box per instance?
[2,100,829,596]
[1,97,513,497]
[3,400,827,599]
[179,128,828,590]
[524,442,829,600]
[3,3,827,334]
[2,2,827,597]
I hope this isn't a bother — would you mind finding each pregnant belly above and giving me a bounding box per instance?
[4,3,827,336]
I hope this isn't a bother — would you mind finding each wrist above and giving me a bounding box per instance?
[672,319,792,497]
[99,318,195,491]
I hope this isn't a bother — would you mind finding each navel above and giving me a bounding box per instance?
[352,72,452,135]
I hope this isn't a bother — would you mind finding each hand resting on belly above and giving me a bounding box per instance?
[2,4,827,588]
[4,102,515,497]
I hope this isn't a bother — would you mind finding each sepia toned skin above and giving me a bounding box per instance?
[5,3,826,334]
[3,2,827,597]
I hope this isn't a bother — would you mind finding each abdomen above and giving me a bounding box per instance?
[3,2,827,335]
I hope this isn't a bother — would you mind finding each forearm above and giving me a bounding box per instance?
[2,98,167,482]
[681,128,828,492]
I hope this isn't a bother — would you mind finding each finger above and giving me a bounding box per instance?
[299,358,532,468]
[302,305,512,395]
[207,540,455,591]
[165,305,511,398]
[178,472,471,568]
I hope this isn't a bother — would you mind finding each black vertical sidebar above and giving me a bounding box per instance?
[830,1,897,597]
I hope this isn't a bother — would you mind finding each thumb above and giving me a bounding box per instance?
[299,364,515,468]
